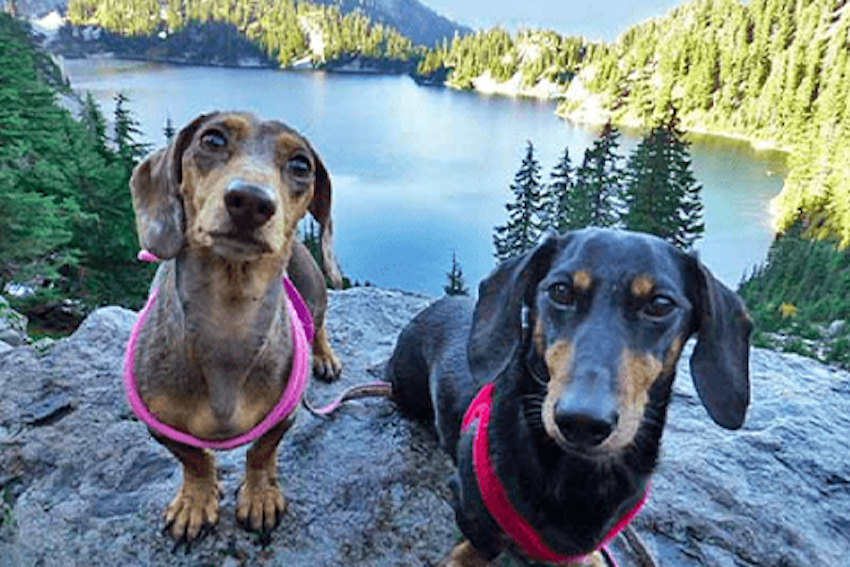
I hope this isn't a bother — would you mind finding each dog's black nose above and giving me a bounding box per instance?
[554,400,618,446]
[225,181,277,228]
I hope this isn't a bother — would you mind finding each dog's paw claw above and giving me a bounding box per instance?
[164,478,220,542]
[236,475,287,535]
[313,354,343,383]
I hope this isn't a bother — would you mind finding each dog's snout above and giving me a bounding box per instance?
[553,367,619,446]
[225,180,277,228]
[554,403,618,446]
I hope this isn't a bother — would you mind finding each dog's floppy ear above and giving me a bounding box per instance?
[687,258,752,429]
[130,113,212,260]
[468,233,563,383]
[308,150,343,289]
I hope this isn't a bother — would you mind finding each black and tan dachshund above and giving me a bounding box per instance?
[385,228,751,566]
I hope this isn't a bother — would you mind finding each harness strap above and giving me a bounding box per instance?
[124,255,313,450]
[461,384,649,566]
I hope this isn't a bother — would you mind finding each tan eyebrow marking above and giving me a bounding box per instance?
[630,274,655,298]
[573,270,592,292]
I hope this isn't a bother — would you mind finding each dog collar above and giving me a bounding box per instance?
[123,252,314,450]
[461,383,649,566]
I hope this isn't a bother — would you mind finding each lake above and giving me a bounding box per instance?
[61,58,787,295]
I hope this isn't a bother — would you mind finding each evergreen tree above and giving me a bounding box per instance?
[493,141,545,260]
[561,153,596,230]
[113,92,150,167]
[444,252,469,296]
[0,15,79,289]
[164,116,176,143]
[69,96,154,306]
[572,120,625,228]
[1,16,156,309]
[541,147,574,231]
[623,107,704,249]
[79,91,110,159]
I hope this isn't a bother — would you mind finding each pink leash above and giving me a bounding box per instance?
[124,251,314,450]
[303,381,393,417]
[462,383,650,566]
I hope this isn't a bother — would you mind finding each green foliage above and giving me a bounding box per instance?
[572,121,625,229]
[298,219,349,289]
[0,15,154,314]
[67,0,416,67]
[497,115,704,257]
[419,0,850,253]
[542,147,574,231]
[494,141,545,260]
[415,27,594,89]
[163,116,176,143]
[622,106,704,249]
[1,15,82,293]
[551,0,850,248]
[444,252,469,296]
[739,224,850,365]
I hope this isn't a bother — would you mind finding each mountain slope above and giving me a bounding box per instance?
[315,0,470,46]
[16,0,469,47]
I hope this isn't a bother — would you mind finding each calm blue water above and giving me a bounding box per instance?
[62,59,786,295]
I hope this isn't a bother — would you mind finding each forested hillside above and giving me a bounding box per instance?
[309,0,469,46]
[0,14,154,325]
[415,28,602,89]
[420,0,850,248]
[67,0,418,67]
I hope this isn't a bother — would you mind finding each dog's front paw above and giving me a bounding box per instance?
[437,541,492,567]
[164,475,221,541]
[236,470,287,533]
[313,351,343,382]
[312,326,342,382]
[582,551,613,566]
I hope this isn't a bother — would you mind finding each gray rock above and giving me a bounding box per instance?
[0,329,25,348]
[828,319,846,338]
[0,297,27,347]
[0,287,848,566]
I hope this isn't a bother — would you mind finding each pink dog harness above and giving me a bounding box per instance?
[461,383,650,566]
[124,251,314,450]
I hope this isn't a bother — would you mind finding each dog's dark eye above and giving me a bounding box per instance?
[641,295,676,319]
[201,129,227,150]
[548,283,577,308]
[287,155,313,179]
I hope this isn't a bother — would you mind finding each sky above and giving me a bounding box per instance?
[423,0,685,42]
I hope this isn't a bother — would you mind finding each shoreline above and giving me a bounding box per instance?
[60,49,791,161]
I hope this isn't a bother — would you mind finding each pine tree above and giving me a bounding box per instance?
[541,147,574,232]
[80,91,110,159]
[623,106,704,249]
[0,15,79,288]
[164,116,176,143]
[571,120,625,229]
[70,95,154,306]
[113,92,150,167]
[444,252,469,296]
[493,141,545,260]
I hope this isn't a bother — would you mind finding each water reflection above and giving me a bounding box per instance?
[63,59,785,293]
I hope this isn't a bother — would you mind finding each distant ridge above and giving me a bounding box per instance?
[15,0,470,47]
[313,0,471,46]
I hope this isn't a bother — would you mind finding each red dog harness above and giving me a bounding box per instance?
[124,251,314,450]
[461,383,650,566]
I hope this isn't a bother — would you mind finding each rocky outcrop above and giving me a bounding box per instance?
[0,298,28,349]
[0,287,848,566]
